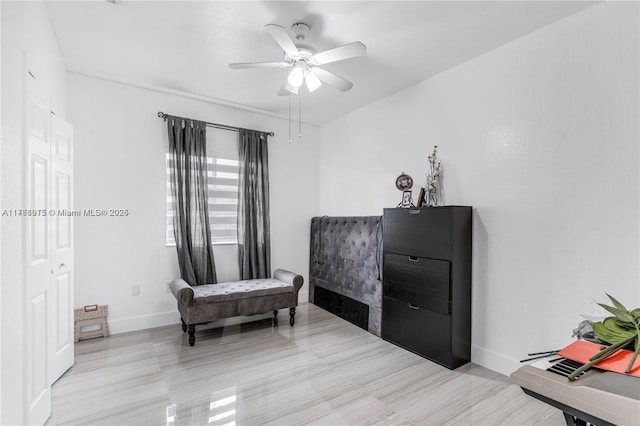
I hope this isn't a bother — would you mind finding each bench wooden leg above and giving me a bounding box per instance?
[181,318,187,333]
[289,307,296,326]
[188,325,196,346]
[273,310,278,326]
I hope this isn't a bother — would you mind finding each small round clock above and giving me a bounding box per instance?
[395,172,413,191]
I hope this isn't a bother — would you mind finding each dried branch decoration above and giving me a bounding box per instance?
[425,145,442,206]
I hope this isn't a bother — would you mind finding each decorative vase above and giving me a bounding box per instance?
[425,146,442,207]
[425,177,439,207]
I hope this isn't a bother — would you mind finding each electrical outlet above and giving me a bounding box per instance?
[165,281,172,293]
[132,284,140,296]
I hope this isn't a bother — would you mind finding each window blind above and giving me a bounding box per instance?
[166,128,239,245]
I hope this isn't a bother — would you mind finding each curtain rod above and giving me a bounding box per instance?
[157,111,274,137]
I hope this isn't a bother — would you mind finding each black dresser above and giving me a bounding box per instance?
[382,206,472,369]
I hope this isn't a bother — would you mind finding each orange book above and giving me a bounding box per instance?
[558,340,640,377]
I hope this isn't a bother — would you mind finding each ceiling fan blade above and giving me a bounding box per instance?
[309,68,353,92]
[313,42,366,65]
[229,61,290,69]
[277,78,298,96]
[265,24,299,57]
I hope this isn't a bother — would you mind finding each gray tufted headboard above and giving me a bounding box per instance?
[309,216,383,336]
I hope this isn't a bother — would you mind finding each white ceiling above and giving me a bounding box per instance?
[46,0,598,125]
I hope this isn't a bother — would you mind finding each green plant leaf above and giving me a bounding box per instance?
[598,303,635,323]
[593,320,634,344]
[604,318,636,335]
[607,293,630,313]
[615,320,636,330]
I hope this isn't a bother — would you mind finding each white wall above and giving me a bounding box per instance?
[68,74,319,334]
[0,2,68,424]
[318,1,639,376]
[0,2,3,420]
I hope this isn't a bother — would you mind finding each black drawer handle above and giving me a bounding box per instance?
[408,256,419,262]
[408,303,419,310]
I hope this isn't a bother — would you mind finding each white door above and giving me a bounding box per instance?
[24,70,75,425]
[25,78,52,426]
[49,115,74,384]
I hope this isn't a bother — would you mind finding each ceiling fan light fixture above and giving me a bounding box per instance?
[287,63,305,88]
[229,22,366,96]
[305,70,322,92]
[284,80,299,95]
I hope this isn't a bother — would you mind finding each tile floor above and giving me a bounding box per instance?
[47,303,563,425]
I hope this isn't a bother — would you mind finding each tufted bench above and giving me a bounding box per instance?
[169,269,304,346]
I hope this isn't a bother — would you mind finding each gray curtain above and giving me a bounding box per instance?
[238,130,271,279]
[167,116,217,285]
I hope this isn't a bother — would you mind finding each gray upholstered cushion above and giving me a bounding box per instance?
[192,279,294,304]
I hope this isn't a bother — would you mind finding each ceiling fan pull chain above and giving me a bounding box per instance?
[288,94,292,143]
[299,92,302,139]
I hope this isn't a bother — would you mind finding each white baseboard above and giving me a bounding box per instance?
[108,311,181,335]
[471,344,521,377]
[298,288,309,303]
[106,288,309,334]
[108,309,283,335]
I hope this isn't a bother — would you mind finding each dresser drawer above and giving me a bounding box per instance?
[382,296,452,367]
[383,254,450,314]
[383,208,451,260]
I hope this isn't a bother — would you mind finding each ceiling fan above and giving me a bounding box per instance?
[229,23,366,96]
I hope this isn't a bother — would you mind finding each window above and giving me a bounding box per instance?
[166,128,239,245]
